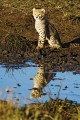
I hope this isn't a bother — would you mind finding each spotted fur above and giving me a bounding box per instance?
[33,8,62,48]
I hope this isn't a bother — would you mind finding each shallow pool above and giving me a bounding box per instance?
[0,61,80,106]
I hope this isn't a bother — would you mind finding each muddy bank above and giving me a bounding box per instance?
[0,33,80,73]
[0,6,80,72]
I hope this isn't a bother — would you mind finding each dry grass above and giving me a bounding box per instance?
[0,0,80,18]
[0,99,80,120]
[0,0,80,44]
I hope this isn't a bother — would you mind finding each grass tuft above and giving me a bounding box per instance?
[0,99,80,120]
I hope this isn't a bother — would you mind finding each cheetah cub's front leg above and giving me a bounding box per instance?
[38,31,45,48]
[33,8,46,48]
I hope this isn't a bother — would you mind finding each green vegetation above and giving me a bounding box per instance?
[0,99,80,120]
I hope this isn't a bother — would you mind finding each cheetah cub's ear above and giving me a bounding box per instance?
[41,8,45,13]
[33,8,35,11]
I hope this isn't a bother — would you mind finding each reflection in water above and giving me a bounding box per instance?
[30,64,55,98]
[0,61,80,106]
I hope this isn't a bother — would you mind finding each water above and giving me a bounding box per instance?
[0,61,80,106]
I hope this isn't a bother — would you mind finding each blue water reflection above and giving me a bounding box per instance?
[0,61,80,106]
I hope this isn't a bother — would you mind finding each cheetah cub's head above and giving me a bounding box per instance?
[33,8,45,20]
[30,88,42,98]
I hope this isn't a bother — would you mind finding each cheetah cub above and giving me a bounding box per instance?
[33,8,62,48]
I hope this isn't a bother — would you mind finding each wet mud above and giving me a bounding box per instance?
[0,6,80,72]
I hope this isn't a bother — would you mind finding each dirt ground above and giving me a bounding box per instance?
[0,6,80,72]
